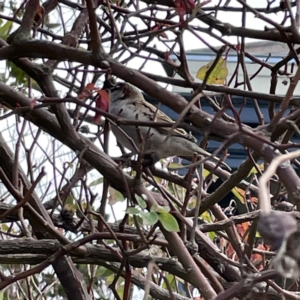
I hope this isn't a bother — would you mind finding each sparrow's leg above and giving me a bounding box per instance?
[113,152,159,168]
[112,153,133,167]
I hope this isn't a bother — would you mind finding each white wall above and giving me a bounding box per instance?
[172,56,300,97]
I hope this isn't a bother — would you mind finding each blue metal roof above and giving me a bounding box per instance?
[144,93,299,170]
[170,54,294,64]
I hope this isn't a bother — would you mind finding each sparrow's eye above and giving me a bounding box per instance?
[111,84,121,92]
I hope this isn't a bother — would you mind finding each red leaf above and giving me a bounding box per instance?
[175,5,186,17]
[93,116,103,125]
[34,5,45,23]
[153,24,168,39]
[30,99,37,109]
[37,5,44,19]
[165,51,170,61]
[96,90,109,111]
[251,244,269,269]
[86,83,95,91]
[184,0,195,12]
[174,0,195,22]
[159,31,168,39]
[78,83,97,100]
[174,0,181,7]
[93,89,110,124]
[78,91,89,101]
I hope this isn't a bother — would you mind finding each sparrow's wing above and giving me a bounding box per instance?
[140,100,231,169]
[149,103,197,142]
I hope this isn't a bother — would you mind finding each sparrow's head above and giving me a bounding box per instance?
[109,82,144,103]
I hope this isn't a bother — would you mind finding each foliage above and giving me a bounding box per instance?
[0,0,300,300]
[196,57,228,84]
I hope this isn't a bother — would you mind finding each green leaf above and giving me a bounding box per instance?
[95,266,106,277]
[89,177,103,187]
[158,206,170,213]
[97,267,114,279]
[7,61,27,85]
[30,79,43,92]
[106,273,115,285]
[208,231,216,241]
[117,285,124,299]
[153,176,162,184]
[140,211,158,225]
[158,213,180,232]
[126,207,140,215]
[167,183,186,199]
[1,224,8,232]
[162,274,177,291]
[136,194,147,209]
[64,203,76,216]
[108,187,125,204]
[150,203,170,213]
[0,21,13,39]
[46,23,61,29]
[65,195,74,205]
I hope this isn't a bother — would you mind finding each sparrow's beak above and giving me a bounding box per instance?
[102,79,117,103]
[103,78,116,90]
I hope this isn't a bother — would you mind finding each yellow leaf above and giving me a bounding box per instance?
[201,211,213,223]
[248,163,264,175]
[196,57,228,84]
[167,162,183,170]
[202,169,218,181]
[231,187,245,204]
[64,203,76,214]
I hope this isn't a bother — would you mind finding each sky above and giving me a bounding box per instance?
[0,0,294,207]
[0,0,294,201]
[0,1,297,297]
[184,0,287,48]
[137,0,290,80]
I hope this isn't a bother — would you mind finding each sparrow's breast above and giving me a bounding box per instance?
[109,100,160,153]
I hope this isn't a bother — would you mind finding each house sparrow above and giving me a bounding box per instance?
[108,82,227,167]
